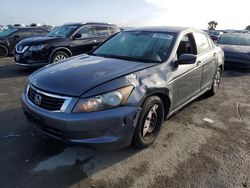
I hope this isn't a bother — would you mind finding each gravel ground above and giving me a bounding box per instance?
[0,57,249,188]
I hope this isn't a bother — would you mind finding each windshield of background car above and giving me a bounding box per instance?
[93,31,175,63]
[218,34,250,46]
[0,28,18,37]
[46,25,78,37]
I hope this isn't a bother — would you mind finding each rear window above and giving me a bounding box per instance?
[193,32,211,54]
[109,27,115,34]
[218,34,250,46]
[94,26,109,36]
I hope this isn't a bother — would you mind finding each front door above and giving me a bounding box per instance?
[70,25,96,55]
[172,33,202,109]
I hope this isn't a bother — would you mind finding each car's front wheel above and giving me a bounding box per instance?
[132,96,165,149]
[51,51,69,63]
[0,45,9,58]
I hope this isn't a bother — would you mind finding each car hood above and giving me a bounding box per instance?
[29,55,155,97]
[219,44,250,54]
[19,36,64,45]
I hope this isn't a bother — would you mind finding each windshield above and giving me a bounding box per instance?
[46,25,78,37]
[93,31,175,63]
[0,28,17,37]
[218,34,250,46]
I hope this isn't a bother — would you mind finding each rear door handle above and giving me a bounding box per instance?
[93,39,97,43]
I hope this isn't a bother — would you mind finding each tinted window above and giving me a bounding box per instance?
[94,26,109,36]
[218,34,250,46]
[94,31,175,63]
[194,32,211,54]
[78,26,93,38]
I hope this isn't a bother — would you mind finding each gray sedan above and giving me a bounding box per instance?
[22,26,224,150]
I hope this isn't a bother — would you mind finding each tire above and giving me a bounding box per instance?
[207,67,222,96]
[132,96,165,149]
[0,45,9,58]
[51,51,69,63]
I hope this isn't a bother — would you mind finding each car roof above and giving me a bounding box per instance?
[125,26,197,34]
[12,27,46,30]
[63,22,117,26]
[221,32,250,37]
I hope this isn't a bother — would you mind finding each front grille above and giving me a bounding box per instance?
[28,86,65,111]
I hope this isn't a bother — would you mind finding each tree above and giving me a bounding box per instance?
[246,25,250,31]
[208,21,218,30]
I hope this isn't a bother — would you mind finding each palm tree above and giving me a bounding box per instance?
[208,21,218,30]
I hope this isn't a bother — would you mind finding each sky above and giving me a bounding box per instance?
[0,0,249,30]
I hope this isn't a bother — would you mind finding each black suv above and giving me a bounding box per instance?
[14,22,120,67]
[0,27,48,57]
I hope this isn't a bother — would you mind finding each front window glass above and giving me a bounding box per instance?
[177,34,197,58]
[218,34,250,46]
[78,26,93,38]
[0,28,18,37]
[46,25,78,37]
[93,31,175,63]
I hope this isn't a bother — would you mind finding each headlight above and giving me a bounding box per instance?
[29,44,47,51]
[73,85,134,113]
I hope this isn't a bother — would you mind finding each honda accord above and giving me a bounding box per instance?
[22,27,224,150]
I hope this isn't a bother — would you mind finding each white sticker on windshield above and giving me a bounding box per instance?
[153,34,173,40]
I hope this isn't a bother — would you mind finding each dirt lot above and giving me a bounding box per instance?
[0,57,249,188]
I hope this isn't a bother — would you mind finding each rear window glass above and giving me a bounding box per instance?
[194,32,211,54]
[218,34,250,46]
[94,26,109,36]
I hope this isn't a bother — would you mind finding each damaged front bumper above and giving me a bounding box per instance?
[21,93,140,150]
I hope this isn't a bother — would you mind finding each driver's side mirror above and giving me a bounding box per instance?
[178,54,197,65]
[73,33,81,39]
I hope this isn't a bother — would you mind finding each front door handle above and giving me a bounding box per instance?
[197,61,202,66]
[93,39,97,43]
[213,53,217,57]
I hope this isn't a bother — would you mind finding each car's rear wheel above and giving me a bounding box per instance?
[208,67,222,96]
[132,96,165,149]
[0,45,9,57]
[51,51,69,63]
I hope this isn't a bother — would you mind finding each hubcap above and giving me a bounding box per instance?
[54,54,67,62]
[142,104,158,138]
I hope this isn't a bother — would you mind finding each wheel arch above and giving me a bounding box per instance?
[0,44,10,57]
[141,88,172,120]
[49,47,72,63]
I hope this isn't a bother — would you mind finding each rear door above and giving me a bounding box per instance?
[193,32,217,91]
[92,25,110,46]
[172,33,202,109]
